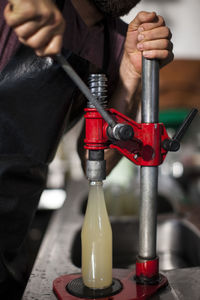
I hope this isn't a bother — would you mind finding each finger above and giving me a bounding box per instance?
[13,9,58,39]
[14,21,44,39]
[4,1,54,28]
[36,34,63,56]
[142,49,173,61]
[137,39,173,52]
[138,26,172,43]
[128,11,158,32]
[160,51,174,68]
[8,0,25,5]
[23,25,60,50]
[4,3,39,27]
[138,15,165,33]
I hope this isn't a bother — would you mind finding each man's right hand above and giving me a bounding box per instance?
[4,0,66,56]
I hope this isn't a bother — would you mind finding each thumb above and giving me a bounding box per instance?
[128,11,157,32]
[8,0,21,4]
[4,0,28,27]
[7,0,18,10]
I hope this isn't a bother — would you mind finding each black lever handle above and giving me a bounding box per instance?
[163,108,198,152]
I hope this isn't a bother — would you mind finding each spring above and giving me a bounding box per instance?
[88,74,108,108]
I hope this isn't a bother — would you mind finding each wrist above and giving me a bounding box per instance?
[109,52,141,116]
[119,51,141,91]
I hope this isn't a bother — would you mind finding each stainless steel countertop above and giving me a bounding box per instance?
[22,180,200,300]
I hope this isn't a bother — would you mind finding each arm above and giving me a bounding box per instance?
[78,11,174,175]
[4,0,65,56]
[111,11,173,115]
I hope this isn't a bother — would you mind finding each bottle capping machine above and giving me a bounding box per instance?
[52,54,198,300]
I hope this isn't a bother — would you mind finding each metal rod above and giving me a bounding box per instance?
[55,54,116,128]
[139,167,158,258]
[138,57,159,259]
[141,58,159,123]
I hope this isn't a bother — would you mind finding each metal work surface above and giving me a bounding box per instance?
[22,179,200,300]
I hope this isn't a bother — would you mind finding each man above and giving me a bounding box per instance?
[0,0,173,297]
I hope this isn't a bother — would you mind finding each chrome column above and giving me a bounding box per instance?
[138,57,159,259]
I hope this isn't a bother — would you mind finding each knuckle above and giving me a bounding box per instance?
[143,41,150,50]
[28,39,42,49]
[151,50,157,57]
[138,10,146,16]
[45,44,60,56]
[49,48,59,55]
[136,11,145,17]
[35,50,44,57]
[164,39,170,49]
[14,27,22,37]
[144,50,156,59]
[4,8,15,26]
[4,16,12,27]
[158,15,165,26]
[41,8,53,22]
[141,11,149,18]
[54,14,65,29]
[164,26,170,37]
[14,26,28,39]
[163,49,169,58]
[135,11,147,21]
[22,3,37,19]
[52,41,62,54]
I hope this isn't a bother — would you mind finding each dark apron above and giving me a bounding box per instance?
[0,0,110,288]
[0,45,90,284]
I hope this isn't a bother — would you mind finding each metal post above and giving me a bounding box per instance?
[138,57,159,259]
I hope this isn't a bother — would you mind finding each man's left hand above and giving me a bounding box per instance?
[121,11,174,79]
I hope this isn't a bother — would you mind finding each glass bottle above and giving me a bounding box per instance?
[81,181,112,289]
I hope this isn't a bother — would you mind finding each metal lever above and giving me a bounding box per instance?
[163,108,198,152]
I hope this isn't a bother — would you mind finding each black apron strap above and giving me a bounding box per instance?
[102,18,110,75]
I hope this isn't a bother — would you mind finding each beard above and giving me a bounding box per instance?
[91,0,142,17]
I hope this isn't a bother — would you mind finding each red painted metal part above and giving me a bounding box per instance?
[136,257,159,278]
[53,269,168,300]
[84,108,169,166]
[84,108,108,150]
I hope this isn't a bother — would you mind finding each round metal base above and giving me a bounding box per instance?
[66,277,122,299]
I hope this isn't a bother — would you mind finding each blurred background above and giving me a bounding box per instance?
[25,0,200,280]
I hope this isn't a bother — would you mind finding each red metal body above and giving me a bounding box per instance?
[84,108,169,166]
[53,269,168,300]
[136,257,159,281]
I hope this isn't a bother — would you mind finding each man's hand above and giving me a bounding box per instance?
[121,11,174,81]
[4,0,66,56]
